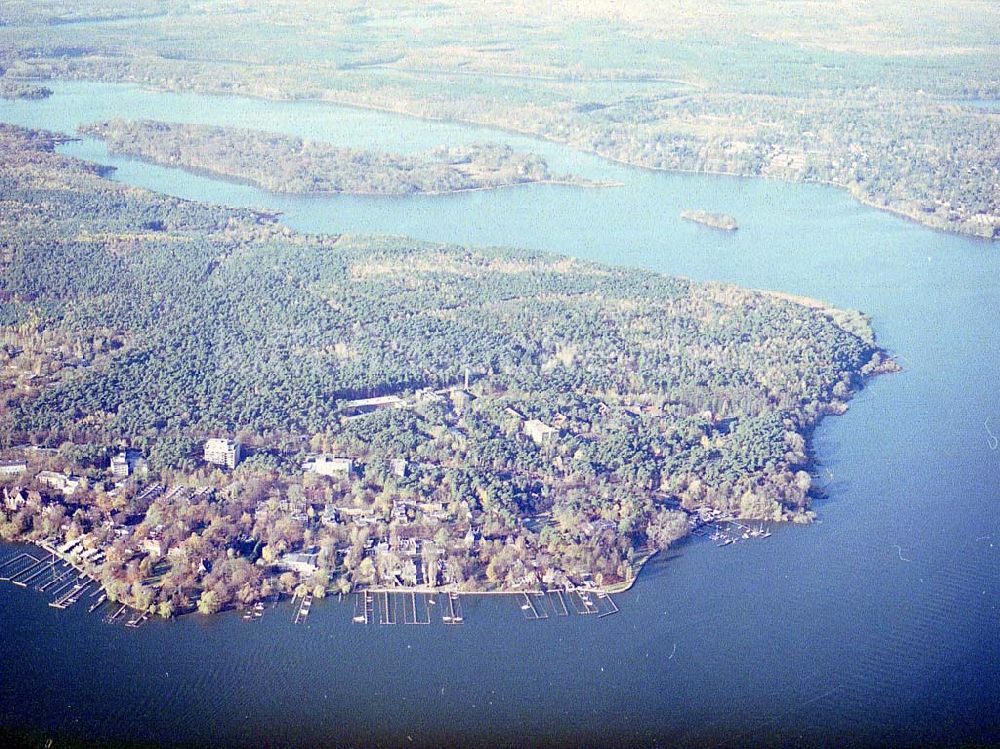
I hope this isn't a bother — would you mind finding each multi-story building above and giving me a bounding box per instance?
[204,438,242,469]
[110,449,145,478]
[0,459,28,477]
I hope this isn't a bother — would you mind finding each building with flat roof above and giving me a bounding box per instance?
[110,449,145,478]
[524,419,558,446]
[277,550,320,575]
[204,438,242,469]
[305,454,353,478]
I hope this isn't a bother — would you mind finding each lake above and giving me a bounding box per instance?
[1,81,998,748]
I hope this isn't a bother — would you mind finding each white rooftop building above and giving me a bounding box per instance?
[305,454,353,478]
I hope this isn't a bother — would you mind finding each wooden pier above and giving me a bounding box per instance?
[88,593,107,614]
[379,591,396,624]
[442,591,463,623]
[407,592,432,624]
[0,552,37,582]
[596,592,620,618]
[106,603,128,623]
[50,575,93,609]
[9,554,53,587]
[568,589,599,615]
[37,562,75,592]
[548,590,569,616]
[520,592,548,620]
[293,594,313,625]
[352,591,374,624]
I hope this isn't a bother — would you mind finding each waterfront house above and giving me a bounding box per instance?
[278,550,320,575]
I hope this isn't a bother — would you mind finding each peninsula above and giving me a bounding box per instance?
[0,124,896,618]
[79,119,602,195]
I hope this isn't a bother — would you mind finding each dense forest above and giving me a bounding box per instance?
[0,123,895,614]
[80,119,596,195]
[0,1,995,237]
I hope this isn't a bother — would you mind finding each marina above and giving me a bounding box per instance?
[0,543,143,624]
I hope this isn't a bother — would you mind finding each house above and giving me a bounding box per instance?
[0,459,27,477]
[305,454,354,478]
[110,449,145,478]
[140,538,164,557]
[277,550,320,575]
[204,438,242,469]
[36,470,81,496]
[2,486,27,512]
[132,483,165,510]
[320,504,341,527]
[392,500,415,522]
[449,388,472,413]
[161,486,191,504]
[523,419,558,446]
[390,458,408,478]
[190,486,215,503]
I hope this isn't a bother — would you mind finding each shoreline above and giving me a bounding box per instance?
[31,75,996,239]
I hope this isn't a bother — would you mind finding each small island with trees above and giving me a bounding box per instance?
[0,124,897,620]
[681,210,739,232]
[0,78,52,101]
[79,119,605,196]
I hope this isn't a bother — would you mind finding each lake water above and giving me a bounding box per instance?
[1,81,998,748]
